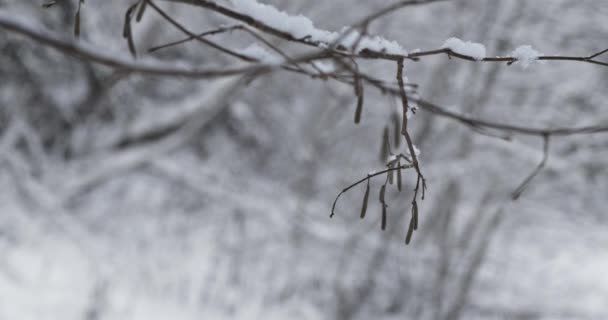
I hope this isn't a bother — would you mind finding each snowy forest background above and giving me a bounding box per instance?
[1,0,608,319]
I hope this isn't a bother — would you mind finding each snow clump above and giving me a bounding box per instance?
[511,45,543,69]
[231,0,407,55]
[441,37,486,60]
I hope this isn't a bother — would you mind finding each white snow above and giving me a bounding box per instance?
[411,144,421,157]
[311,60,335,73]
[341,29,408,55]
[240,43,283,64]
[230,0,407,55]
[231,0,333,41]
[511,45,543,69]
[441,37,487,60]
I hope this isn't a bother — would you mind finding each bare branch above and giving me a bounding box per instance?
[146,0,255,61]
[415,99,608,137]
[148,24,245,52]
[0,15,271,78]
[511,134,550,200]
[408,48,608,67]
[330,164,415,219]
[588,48,608,59]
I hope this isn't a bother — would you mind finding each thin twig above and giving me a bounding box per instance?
[588,48,608,59]
[511,134,550,200]
[330,0,447,50]
[330,164,415,218]
[148,24,244,52]
[147,0,255,61]
[415,99,608,137]
[397,58,426,199]
[408,48,608,67]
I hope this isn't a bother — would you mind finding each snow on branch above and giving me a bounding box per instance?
[510,45,543,69]
[161,0,608,67]
[441,37,487,61]
[4,0,608,243]
[230,0,409,55]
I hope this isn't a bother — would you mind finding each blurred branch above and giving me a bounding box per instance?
[148,24,245,52]
[445,206,504,320]
[511,134,550,200]
[0,14,270,78]
[333,227,396,320]
[60,75,245,202]
[1,152,105,263]
[0,118,21,154]
[432,181,459,320]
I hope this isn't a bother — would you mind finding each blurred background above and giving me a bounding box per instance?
[1,0,608,319]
